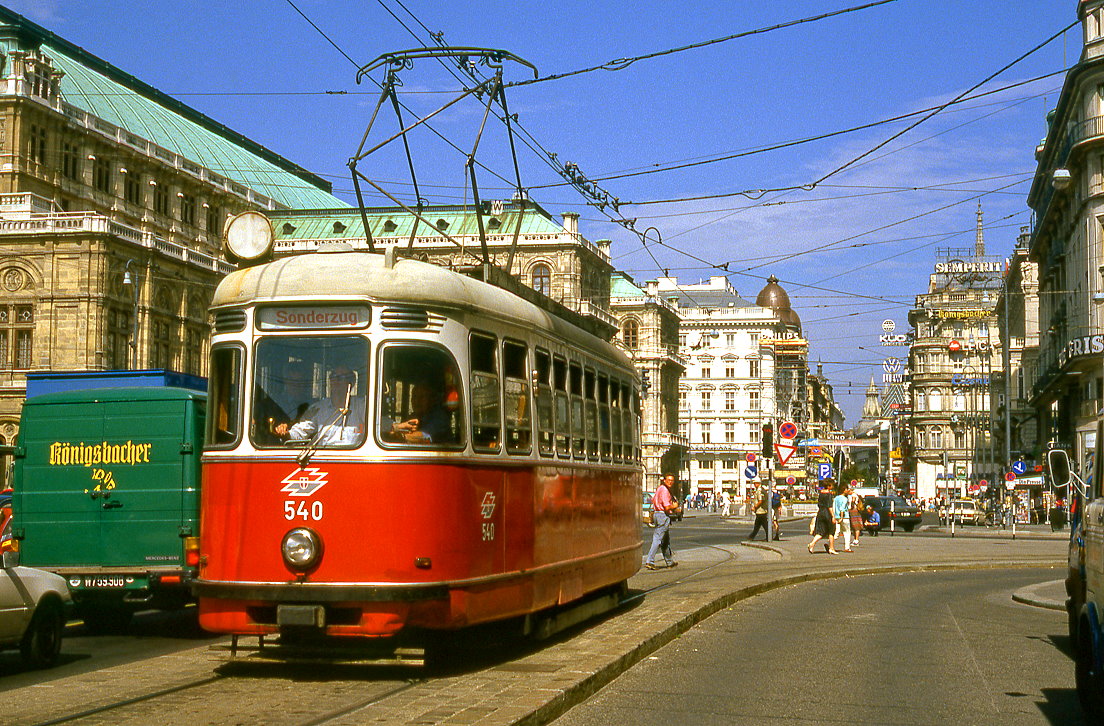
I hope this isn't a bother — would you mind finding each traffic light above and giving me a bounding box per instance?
[762,423,773,460]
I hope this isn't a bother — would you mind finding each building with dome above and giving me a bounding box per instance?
[653,274,811,497]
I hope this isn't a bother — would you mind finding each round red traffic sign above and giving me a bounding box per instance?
[779,421,798,439]
[746,452,756,463]
[1005,472,1015,482]
[786,476,796,485]
[949,340,962,352]
[979,479,988,488]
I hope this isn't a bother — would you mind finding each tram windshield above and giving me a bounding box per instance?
[252,336,369,449]
[378,344,463,448]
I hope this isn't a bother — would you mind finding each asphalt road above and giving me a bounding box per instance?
[552,566,1079,726]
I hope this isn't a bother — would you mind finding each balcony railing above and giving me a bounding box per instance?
[0,210,234,275]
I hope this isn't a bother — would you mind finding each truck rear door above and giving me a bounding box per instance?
[16,399,106,567]
[99,397,191,568]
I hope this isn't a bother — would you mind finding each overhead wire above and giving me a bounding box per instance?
[502,0,901,88]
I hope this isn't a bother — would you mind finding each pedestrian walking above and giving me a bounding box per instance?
[834,482,853,552]
[721,493,731,517]
[771,488,783,540]
[849,489,864,545]
[807,480,838,554]
[746,481,770,541]
[645,474,681,570]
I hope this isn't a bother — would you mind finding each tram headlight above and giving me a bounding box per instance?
[281,527,323,572]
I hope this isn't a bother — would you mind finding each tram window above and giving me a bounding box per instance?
[621,383,634,462]
[554,357,570,457]
[378,344,463,448]
[207,345,243,448]
[569,362,584,458]
[584,368,598,459]
[598,373,611,461]
[502,341,532,455]
[610,380,623,462]
[252,337,369,449]
[535,349,553,457]
[469,334,501,451]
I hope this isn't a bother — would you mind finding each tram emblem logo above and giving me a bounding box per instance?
[480,492,496,519]
[281,467,329,497]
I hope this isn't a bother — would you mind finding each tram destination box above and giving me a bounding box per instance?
[11,386,205,632]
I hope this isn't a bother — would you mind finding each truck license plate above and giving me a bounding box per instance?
[82,576,127,588]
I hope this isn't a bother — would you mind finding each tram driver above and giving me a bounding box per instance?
[275,365,366,446]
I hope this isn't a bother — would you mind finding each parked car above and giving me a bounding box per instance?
[642,492,655,526]
[944,498,986,525]
[863,495,921,532]
[0,555,70,668]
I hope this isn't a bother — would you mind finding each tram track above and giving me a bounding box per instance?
[29,673,226,726]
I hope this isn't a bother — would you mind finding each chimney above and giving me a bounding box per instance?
[562,212,579,237]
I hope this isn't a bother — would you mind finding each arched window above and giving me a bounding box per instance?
[621,319,639,350]
[930,426,943,450]
[929,388,943,412]
[531,264,552,296]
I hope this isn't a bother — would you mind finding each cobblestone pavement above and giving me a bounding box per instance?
[5,529,1066,726]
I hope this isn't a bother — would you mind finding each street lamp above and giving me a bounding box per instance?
[123,259,140,370]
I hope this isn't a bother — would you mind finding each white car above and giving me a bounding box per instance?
[0,555,70,668]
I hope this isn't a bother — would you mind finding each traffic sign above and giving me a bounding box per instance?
[1005,479,1015,491]
[817,463,833,481]
[745,452,756,463]
[744,465,757,479]
[786,476,796,485]
[1011,460,1027,476]
[774,442,796,466]
[1005,472,1016,482]
[979,479,988,488]
[779,421,798,440]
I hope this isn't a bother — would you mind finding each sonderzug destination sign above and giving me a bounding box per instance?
[48,440,153,467]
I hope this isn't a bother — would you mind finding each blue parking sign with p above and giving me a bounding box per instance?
[818,463,833,481]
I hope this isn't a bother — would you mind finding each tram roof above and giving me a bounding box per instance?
[212,251,632,368]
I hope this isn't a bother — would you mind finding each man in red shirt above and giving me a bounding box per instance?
[645,474,681,570]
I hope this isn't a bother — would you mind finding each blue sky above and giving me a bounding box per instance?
[9,0,1077,422]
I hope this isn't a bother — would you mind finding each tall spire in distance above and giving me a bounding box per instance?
[975,201,985,257]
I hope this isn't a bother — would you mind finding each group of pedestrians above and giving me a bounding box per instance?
[807,478,878,554]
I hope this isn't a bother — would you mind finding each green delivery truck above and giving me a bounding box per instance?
[12,386,205,631]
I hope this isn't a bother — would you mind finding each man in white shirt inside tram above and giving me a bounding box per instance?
[275,365,365,446]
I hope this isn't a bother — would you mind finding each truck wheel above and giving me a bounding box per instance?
[20,599,65,668]
[80,605,133,634]
[1077,617,1104,720]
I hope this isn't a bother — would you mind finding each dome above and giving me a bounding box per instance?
[780,307,801,327]
[755,274,792,310]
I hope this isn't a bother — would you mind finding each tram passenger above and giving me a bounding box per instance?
[385,381,452,444]
[275,365,366,446]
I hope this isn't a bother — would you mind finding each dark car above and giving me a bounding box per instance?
[863,495,921,532]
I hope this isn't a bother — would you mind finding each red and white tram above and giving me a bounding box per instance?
[195,218,643,646]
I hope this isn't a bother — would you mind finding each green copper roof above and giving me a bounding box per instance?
[610,272,645,298]
[269,203,566,242]
[0,7,345,210]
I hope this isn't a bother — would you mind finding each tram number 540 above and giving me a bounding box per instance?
[284,500,323,521]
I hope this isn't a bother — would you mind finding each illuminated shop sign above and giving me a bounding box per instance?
[935,261,1002,274]
[1058,333,1104,367]
[935,308,994,319]
[950,373,989,386]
